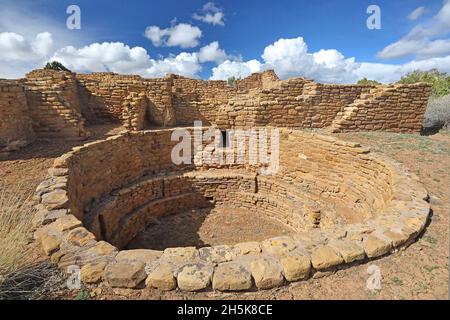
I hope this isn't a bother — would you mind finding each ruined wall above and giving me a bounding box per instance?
[76,73,175,126]
[0,69,433,152]
[169,72,431,133]
[24,70,89,140]
[330,83,433,133]
[0,80,35,153]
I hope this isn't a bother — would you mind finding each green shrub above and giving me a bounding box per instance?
[227,76,236,86]
[397,69,450,97]
[357,78,381,85]
[43,61,71,72]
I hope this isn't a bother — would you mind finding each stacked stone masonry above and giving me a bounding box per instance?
[0,69,432,155]
[32,127,431,292]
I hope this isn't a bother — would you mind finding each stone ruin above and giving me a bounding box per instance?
[0,69,432,292]
[1,69,431,154]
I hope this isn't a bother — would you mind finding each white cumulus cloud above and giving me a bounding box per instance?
[144,23,202,48]
[50,41,202,79]
[379,0,450,60]
[193,2,225,26]
[210,36,450,84]
[198,41,228,63]
[0,31,53,61]
[210,59,263,80]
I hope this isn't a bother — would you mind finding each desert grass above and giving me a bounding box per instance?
[0,183,34,279]
[0,183,57,299]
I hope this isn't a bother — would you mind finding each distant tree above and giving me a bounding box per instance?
[357,78,381,85]
[227,76,236,86]
[43,61,71,72]
[397,69,450,97]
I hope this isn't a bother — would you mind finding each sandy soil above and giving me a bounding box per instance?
[127,207,296,250]
[1,128,448,300]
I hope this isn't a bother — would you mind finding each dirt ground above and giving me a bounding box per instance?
[127,207,296,250]
[0,128,448,300]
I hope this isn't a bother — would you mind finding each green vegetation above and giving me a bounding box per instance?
[227,76,236,86]
[391,277,404,286]
[43,61,71,72]
[397,69,450,97]
[75,290,91,300]
[357,78,381,85]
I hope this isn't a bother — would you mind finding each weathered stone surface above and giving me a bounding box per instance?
[177,263,214,291]
[311,246,344,270]
[41,189,69,210]
[383,229,412,248]
[279,254,311,281]
[212,262,253,291]
[66,227,96,246]
[161,247,199,268]
[115,249,162,265]
[261,236,296,256]
[104,262,147,288]
[80,262,107,283]
[40,233,61,255]
[41,209,68,225]
[234,242,261,255]
[329,240,366,263]
[85,241,118,256]
[364,235,392,258]
[250,258,284,289]
[52,215,82,232]
[199,245,236,263]
[145,264,177,291]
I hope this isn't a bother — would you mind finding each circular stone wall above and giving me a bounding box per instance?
[33,128,430,291]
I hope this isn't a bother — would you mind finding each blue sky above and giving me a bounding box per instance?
[1,0,450,82]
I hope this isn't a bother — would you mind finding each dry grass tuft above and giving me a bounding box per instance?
[0,183,34,282]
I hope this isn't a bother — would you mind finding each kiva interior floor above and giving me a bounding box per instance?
[126,206,296,250]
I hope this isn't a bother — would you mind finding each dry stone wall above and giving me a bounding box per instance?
[0,80,35,153]
[77,73,175,126]
[0,69,432,153]
[24,70,89,140]
[32,127,431,291]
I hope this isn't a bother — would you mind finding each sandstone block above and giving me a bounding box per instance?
[250,258,284,289]
[199,245,236,263]
[80,262,107,283]
[279,254,311,281]
[177,263,214,292]
[212,262,253,291]
[261,236,296,256]
[41,189,69,210]
[364,235,392,258]
[311,246,344,270]
[234,242,261,255]
[115,249,162,265]
[146,263,177,291]
[329,240,366,263]
[104,262,147,288]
